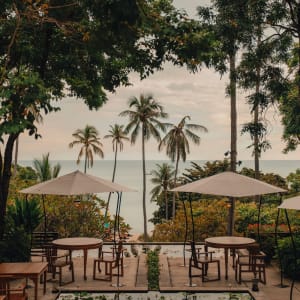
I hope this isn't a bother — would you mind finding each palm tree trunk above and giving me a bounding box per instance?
[84,149,87,173]
[142,126,148,241]
[164,189,168,220]
[172,152,180,218]
[228,52,237,236]
[105,143,118,219]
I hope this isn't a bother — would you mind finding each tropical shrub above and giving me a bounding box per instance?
[7,197,43,233]
[153,199,228,242]
[44,196,130,238]
[0,216,31,262]
[277,235,300,279]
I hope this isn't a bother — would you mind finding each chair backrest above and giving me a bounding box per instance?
[30,231,58,257]
[44,245,58,270]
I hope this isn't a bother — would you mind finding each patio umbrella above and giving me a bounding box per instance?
[278,196,300,300]
[19,170,136,240]
[19,170,134,195]
[171,171,286,197]
[170,171,286,267]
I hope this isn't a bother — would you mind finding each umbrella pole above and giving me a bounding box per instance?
[182,197,188,267]
[275,196,289,288]
[284,208,297,300]
[257,195,262,245]
[117,192,122,241]
[113,193,119,243]
[189,194,195,242]
[42,194,47,233]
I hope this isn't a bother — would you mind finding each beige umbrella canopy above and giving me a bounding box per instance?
[171,171,286,196]
[278,196,300,210]
[19,170,136,195]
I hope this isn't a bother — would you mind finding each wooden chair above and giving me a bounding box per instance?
[0,276,27,300]
[30,231,58,261]
[235,244,266,284]
[44,245,74,286]
[188,240,221,283]
[93,241,124,281]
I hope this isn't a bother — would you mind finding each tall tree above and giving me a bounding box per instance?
[150,163,175,220]
[159,116,207,218]
[266,1,300,153]
[33,153,61,182]
[197,0,252,235]
[69,125,104,173]
[0,0,190,237]
[120,94,167,240]
[104,124,129,216]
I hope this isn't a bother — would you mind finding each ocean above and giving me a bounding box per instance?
[19,159,300,235]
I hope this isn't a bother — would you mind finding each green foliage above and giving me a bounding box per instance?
[7,197,43,233]
[153,199,228,242]
[286,169,300,194]
[43,196,130,238]
[147,249,160,290]
[277,236,300,279]
[0,216,31,262]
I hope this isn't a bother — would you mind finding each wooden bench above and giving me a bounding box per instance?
[30,232,58,260]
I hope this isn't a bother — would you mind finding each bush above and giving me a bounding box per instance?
[0,216,31,262]
[277,235,300,279]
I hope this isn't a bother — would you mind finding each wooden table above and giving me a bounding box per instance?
[52,237,102,280]
[205,236,256,280]
[0,262,47,300]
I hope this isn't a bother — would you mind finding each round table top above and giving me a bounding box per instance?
[205,236,256,248]
[52,237,102,249]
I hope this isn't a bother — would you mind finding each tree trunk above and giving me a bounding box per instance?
[228,53,237,236]
[142,125,148,241]
[172,152,180,218]
[105,143,118,218]
[0,133,18,238]
[13,137,19,178]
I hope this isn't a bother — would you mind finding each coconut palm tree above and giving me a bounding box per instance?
[33,152,61,231]
[150,163,175,220]
[33,152,61,182]
[104,124,129,217]
[120,94,168,240]
[159,116,208,218]
[69,125,104,173]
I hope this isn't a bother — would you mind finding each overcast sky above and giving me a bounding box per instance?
[18,0,300,162]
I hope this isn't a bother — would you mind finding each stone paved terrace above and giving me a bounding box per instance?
[22,244,299,300]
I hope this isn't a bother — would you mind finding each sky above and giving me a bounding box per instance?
[17,0,300,163]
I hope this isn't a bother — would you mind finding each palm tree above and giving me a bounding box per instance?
[159,116,208,218]
[150,163,175,220]
[69,125,104,173]
[33,152,61,182]
[33,152,61,231]
[120,94,168,240]
[104,124,129,217]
